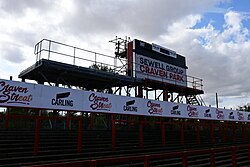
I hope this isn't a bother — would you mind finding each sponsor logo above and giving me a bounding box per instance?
[152,43,177,58]
[140,41,145,47]
[187,105,198,117]
[171,105,181,115]
[88,93,112,111]
[147,100,163,115]
[152,43,160,52]
[248,114,250,120]
[229,112,235,119]
[216,109,224,119]
[237,112,244,120]
[51,92,73,107]
[0,81,32,105]
[204,109,211,118]
[123,100,137,112]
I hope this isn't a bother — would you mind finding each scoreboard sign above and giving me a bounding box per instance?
[152,43,177,58]
[135,54,187,87]
[128,39,187,87]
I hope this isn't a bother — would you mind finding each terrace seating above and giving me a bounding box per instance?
[0,120,249,167]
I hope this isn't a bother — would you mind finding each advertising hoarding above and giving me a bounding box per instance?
[0,79,248,123]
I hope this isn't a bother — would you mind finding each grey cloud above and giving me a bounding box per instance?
[2,45,26,64]
[12,30,39,47]
[203,93,223,107]
[157,10,250,100]
[0,0,53,15]
[185,36,250,98]
[186,44,250,97]
[61,0,224,40]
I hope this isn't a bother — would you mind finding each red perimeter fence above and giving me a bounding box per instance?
[0,113,249,154]
[1,113,250,167]
[25,145,250,167]
[0,114,82,155]
[111,116,248,150]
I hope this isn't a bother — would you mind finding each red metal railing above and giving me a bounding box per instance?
[111,117,248,150]
[33,39,127,75]
[24,145,250,167]
[1,113,248,158]
[0,114,82,155]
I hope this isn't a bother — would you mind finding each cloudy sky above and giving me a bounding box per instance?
[0,0,250,109]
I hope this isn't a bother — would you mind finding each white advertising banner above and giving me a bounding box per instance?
[167,102,189,118]
[144,99,165,117]
[245,112,250,122]
[115,96,145,116]
[134,54,187,87]
[236,110,245,122]
[0,79,250,123]
[37,85,84,111]
[198,106,217,120]
[83,91,116,113]
[0,79,37,108]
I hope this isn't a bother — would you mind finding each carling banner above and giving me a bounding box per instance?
[0,79,249,123]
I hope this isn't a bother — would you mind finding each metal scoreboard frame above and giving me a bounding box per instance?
[127,39,188,87]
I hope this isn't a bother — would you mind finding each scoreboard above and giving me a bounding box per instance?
[127,39,187,87]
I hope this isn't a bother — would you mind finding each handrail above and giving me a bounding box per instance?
[23,144,249,167]
[0,114,83,155]
[4,114,81,121]
[34,39,116,59]
[34,39,127,76]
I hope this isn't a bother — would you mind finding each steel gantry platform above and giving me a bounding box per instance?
[19,38,204,105]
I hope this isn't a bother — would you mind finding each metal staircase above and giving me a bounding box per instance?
[186,95,206,106]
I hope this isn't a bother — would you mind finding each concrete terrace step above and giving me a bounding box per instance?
[0,129,250,167]
[0,142,213,166]
[18,147,250,167]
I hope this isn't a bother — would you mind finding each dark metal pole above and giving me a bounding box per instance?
[216,93,219,108]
